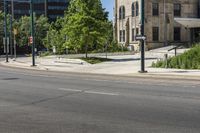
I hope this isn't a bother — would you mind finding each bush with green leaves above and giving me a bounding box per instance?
[152,44,200,69]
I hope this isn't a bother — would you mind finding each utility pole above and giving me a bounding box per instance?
[30,0,35,66]
[44,0,47,17]
[4,0,8,62]
[139,0,147,73]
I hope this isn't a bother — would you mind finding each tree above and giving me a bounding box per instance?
[0,11,11,51]
[14,16,30,47]
[35,15,50,50]
[14,15,49,50]
[43,17,65,54]
[62,0,110,58]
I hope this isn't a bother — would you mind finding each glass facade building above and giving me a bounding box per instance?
[0,0,70,21]
[47,0,69,21]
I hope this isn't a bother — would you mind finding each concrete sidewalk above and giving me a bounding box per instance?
[1,46,200,79]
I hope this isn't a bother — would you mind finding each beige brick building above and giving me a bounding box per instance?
[114,0,200,51]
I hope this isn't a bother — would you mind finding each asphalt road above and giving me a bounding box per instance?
[0,65,200,133]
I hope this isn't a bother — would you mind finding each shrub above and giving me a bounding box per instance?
[152,44,200,69]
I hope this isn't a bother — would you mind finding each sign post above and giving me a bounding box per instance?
[135,35,146,41]
[30,0,36,66]
[4,0,9,62]
[13,28,17,60]
[29,36,33,44]
[3,37,9,53]
[139,0,147,73]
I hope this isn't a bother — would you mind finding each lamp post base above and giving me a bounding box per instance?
[138,70,148,73]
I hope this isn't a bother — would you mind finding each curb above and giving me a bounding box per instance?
[0,61,49,71]
[125,73,200,81]
[1,61,200,81]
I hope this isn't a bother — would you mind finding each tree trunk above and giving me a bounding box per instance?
[85,43,88,58]
[85,33,89,58]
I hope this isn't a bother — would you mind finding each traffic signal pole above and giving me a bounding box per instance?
[30,0,35,66]
[4,0,8,63]
[10,6,13,58]
[139,0,147,73]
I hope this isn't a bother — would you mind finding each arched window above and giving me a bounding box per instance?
[136,2,139,16]
[119,6,125,20]
[132,3,135,17]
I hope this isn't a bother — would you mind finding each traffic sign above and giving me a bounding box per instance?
[13,28,18,35]
[135,35,146,41]
[29,36,33,44]
[3,37,9,53]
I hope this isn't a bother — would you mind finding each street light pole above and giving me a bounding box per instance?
[11,0,17,60]
[30,0,35,66]
[44,0,47,17]
[4,0,8,63]
[10,2,13,58]
[163,0,167,46]
[139,0,147,73]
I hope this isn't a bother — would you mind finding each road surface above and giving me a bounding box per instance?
[0,65,200,133]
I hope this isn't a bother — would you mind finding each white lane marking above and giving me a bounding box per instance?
[58,88,119,96]
[58,88,82,92]
[85,91,119,96]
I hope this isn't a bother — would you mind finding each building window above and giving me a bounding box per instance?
[119,30,125,42]
[132,28,135,41]
[132,3,135,17]
[136,2,139,16]
[174,4,181,17]
[174,27,181,41]
[152,27,159,41]
[120,30,122,42]
[136,28,139,35]
[152,3,159,16]
[119,6,125,20]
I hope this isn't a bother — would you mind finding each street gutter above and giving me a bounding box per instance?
[0,61,200,81]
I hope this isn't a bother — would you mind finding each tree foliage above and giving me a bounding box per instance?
[14,15,49,49]
[14,16,30,47]
[62,0,110,57]
[35,15,50,50]
[43,17,65,54]
[0,11,11,50]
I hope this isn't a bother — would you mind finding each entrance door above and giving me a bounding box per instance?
[192,28,200,43]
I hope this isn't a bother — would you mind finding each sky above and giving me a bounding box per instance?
[101,0,114,20]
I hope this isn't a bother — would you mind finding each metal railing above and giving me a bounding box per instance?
[168,45,183,56]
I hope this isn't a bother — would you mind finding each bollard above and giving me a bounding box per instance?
[164,53,168,68]
[175,47,177,56]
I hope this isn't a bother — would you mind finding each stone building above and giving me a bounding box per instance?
[114,0,200,51]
